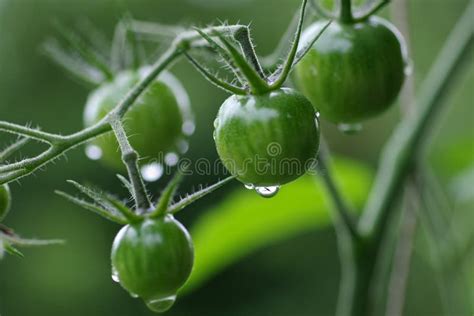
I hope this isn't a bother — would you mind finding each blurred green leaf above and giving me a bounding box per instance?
[183,157,373,293]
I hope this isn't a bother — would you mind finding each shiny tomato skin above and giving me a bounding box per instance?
[295,17,407,124]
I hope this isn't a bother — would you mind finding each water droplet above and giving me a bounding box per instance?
[130,292,139,298]
[213,118,220,128]
[244,184,254,190]
[182,120,196,136]
[141,163,164,182]
[255,186,280,198]
[145,295,176,313]
[315,112,320,118]
[176,139,189,154]
[85,144,102,160]
[404,59,414,76]
[111,267,120,283]
[164,152,179,166]
[338,123,363,135]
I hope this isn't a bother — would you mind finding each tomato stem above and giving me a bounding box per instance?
[109,117,153,212]
[270,0,308,89]
[233,27,266,79]
[339,0,353,23]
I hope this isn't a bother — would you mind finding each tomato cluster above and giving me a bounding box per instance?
[84,69,193,170]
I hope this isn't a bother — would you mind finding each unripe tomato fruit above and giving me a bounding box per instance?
[295,17,407,124]
[84,68,193,170]
[214,88,320,186]
[0,184,11,222]
[111,216,194,313]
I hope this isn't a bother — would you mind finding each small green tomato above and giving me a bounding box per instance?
[111,216,194,313]
[84,68,193,170]
[214,88,320,187]
[0,184,11,222]
[295,17,407,124]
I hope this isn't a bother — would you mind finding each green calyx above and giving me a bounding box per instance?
[56,171,235,226]
[185,0,327,96]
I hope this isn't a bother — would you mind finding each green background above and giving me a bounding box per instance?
[0,0,472,315]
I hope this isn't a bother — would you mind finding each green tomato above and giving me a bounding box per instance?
[111,216,194,313]
[84,68,194,170]
[295,17,407,124]
[214,88,320,187]
[0,184,11,222]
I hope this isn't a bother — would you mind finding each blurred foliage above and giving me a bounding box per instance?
[0,0,472,315]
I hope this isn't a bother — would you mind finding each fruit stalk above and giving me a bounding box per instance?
[109,117,152,211]
[339,0,353,23]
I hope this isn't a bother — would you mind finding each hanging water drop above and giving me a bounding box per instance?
[404,59,414,76]
[255,186,280,198]
[141,163,164,182]
[145,295,177,313]
[111,267,120,283]
[182,120,196,136]
[315,112,320,118]
[213,118,220,128]
[85,144,102,160]
[164,152,179,167]
[338,123,363,135]
[244,183,254,190]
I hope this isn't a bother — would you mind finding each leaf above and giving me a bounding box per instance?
[182,157,373,293]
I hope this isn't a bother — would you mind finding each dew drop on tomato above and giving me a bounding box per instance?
[255,186,280,198]
[404,59,414,76]
[145,295,177,313]
[244,184,254,190]
[111,267,120,283]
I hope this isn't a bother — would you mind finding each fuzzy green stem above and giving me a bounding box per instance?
[0,138,30,163]
[109,117,152,212]
[339,0,353,23]
[233,28,266,79]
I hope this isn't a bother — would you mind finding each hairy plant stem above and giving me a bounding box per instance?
[233,28,266,79]
[109,117,152,212]
[0,24,247,185]
[339,0,353,23]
